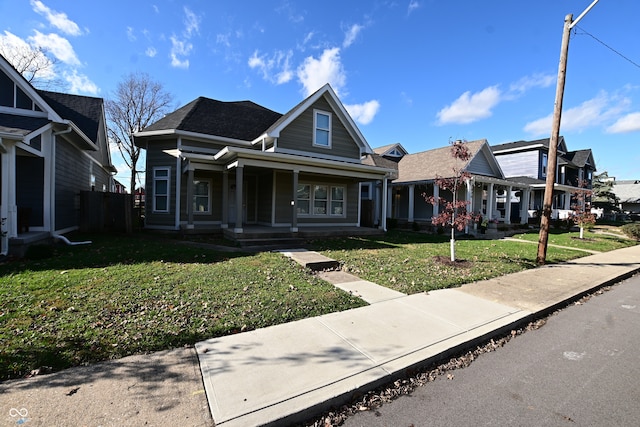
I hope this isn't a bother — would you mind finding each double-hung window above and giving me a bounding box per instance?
[541,153,548,177]
[153,167,170,213]
[297,183,345,217]
[313,110,331,148]
[193,179,211,213]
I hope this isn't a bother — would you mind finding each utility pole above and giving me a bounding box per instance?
[537,0,599,265]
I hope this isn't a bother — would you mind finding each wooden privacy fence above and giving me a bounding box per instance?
[80,191,133,233]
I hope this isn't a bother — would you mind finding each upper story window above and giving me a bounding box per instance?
[313,110,331,148]
[0,69,36,110]
[153,167,171,213]
[541,153,548,177]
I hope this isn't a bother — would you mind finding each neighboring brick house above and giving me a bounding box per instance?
[134,84,393,240]
[0,53,116,256]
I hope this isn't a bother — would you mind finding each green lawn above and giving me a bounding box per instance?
[1,229,635,380]
[0,234,365,380]
[508,227,635,252]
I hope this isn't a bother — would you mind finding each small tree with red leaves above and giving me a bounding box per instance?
[424,140,480,261]
[571,178,596,239]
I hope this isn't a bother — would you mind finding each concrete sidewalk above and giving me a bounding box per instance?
[197,245,640,426]
[1,245,639,427]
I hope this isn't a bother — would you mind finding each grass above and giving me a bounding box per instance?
[509,226,636,252]
[310,229,634,294]
[0,233,365,380]
[1,228,636,380]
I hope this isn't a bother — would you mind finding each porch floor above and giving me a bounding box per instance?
[222,225,384,248]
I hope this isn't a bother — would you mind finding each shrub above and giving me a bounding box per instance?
[621,223,640,240]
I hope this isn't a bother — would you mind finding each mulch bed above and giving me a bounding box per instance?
[432,255,472,268]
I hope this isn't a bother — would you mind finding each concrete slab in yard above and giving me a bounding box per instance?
[318,270,406,304]
[278,249,340,271]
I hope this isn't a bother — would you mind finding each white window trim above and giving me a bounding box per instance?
[193,178,212,214]
[313,109,332,149]
[153,166,171,213]
[541,153,548,177]
[297,182,346,218]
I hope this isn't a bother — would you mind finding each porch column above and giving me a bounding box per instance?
[505,186,512,224]
[381,178,388,231]
[1,141,17,239]
[386,184,393,218]
[433,184,439,217]
[291,170,298,232]
[520,189,530,224]
[186,166,194,229]
[487,183,494,220]
[221,170,229,229]
[234,166,243,233]
[408,184,415,222]
[465,179,473,234]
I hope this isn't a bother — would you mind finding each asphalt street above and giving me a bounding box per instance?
[343,273,640,427]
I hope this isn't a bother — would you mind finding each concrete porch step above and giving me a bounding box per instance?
[236,237,307,250]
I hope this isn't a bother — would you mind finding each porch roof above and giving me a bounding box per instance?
[183,146,395,180]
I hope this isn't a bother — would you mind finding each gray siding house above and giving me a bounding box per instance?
[0,54,116,256]
[135,84,393,239]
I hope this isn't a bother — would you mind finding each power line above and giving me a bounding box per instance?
[574,25,640,70]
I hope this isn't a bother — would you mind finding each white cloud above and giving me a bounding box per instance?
[30,0,82,36]
[345,100,380,125]
[297,47,346,97]
[64,69,98,94]
[436,86,501,125]
[0,31,57,80]
[126,27,136,42]
[29,30,80,65]
[170,35,192,68]
[248,49,294,84]
[607,112,640,133]
[408,1,420,15]
[524,91,631,135]
[343,24,363,48]
[183,7,201,37]
[145,47,157,57]
[508,73,555,96]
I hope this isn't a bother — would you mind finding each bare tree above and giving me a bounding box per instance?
[105,72,173,201]
[571,179,596,239]
[0,36,67,90]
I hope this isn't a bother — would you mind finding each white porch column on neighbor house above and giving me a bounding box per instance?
[465,179,473,233]
[234,165,244,233]
[408,184,415,222]
[291,170,299,232]
[381,178,388,231]
[386,184,393,218]
[505,186,513,224]
[433,184,439,217]
[0,139,17,256]
[520,189,530,224]
[186,166,194,229]
[487,183,494,221]
[221,170,229,228]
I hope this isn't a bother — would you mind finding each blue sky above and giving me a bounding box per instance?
[1,0,638,190]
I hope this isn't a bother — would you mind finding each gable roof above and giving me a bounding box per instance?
[394,139,502,184]
[613,180,640,204]
[261,84,374,154]
[373,142,408,157]
[561,149,595,170]
[492,136,567,154]
[37,90,103,142]
[141,97,283,141]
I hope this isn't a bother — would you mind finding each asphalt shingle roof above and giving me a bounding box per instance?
[143,97,283,141]
[37,90,103,141]
[394,139,486,183]
[613,180,640,203]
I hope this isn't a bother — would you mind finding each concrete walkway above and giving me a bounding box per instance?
[196,245,640,426]
[2,245,639,427]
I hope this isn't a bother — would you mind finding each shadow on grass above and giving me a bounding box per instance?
[0,231,252,277]
[309,230,451,251]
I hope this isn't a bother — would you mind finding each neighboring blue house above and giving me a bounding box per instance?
[0,54,116,256]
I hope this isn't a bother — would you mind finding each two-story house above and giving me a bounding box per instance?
[491,137,596,219]
[0,54,116,256]
[134,84,393,241]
